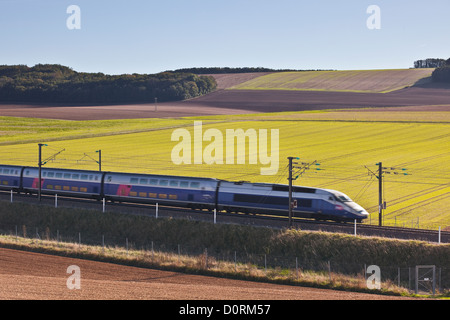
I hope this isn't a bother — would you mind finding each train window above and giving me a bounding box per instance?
[72,174,79,179]
[94,176,98,181]
[47,172,54,178]
[25,170,30,176]
[149,179,158,185]
[107,176,112,182]
[272,185,316,193]
[159,180,168,186]
[0,169,2,173]
[81,174,88,180]
[190,182,200,189]
[169,181,178,187]
[180,181,189,188]
[43,172,47,177]
[55,173,63,178]
[89,175,93,180]
[64,173,71,179]
[4,169,9,174]
[130,178,138,184]
[139,178,148,185]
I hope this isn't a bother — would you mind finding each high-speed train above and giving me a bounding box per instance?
[0,164,369,223]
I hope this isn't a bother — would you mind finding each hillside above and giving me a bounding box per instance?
[230,69,435,93]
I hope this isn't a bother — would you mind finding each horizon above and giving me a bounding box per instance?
[1,1,449,75]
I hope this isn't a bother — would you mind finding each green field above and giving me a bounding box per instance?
[1,111,449,230]
[231,69,434,93]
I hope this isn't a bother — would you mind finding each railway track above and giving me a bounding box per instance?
[0,190,448,244]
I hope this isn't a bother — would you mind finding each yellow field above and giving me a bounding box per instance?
[1,111,449,230]
[231,69,434,93]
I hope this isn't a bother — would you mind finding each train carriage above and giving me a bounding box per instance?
[0,165,22,191]
[102,172,220,209]
[217,181,368,222]
[21,166,103,198]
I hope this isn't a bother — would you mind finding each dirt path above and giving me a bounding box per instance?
[0,247,417,300]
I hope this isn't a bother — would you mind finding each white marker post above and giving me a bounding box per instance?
[438,226,441,244]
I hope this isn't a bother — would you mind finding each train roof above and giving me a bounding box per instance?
[106,171,219,182]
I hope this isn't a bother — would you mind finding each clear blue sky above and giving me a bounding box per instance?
[1,0,449,74]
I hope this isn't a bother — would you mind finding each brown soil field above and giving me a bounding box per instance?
[0,247,418,300]
[203,72,274,89]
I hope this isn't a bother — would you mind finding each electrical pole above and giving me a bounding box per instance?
[378,162,383,227]
[96,149,102,171]
[37,144,65,202]
[38,143,47,202]
[288,157,296,227]
[38,144,43,202]
[366,162,409,227]
[287,157,322,228]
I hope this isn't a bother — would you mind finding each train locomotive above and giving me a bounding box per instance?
[0,164,369,223]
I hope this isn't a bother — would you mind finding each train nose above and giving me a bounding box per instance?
[348,203,369,218]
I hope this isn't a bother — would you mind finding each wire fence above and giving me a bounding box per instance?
[1,221,448,295]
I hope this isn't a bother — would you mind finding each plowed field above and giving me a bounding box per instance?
[0,248,416,300]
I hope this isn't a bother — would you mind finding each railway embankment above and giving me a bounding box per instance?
[0,201,448,296]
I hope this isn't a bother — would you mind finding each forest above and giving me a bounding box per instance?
[0,64,217,103]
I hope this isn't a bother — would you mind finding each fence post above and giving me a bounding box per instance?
[438,226,441,244]
[156,203,158,218]
[354,219,357,236]
[10,190,13,203]
[151,241,154,261]
[328,261,331,282]
[264,254,267,274]
[55,194,58,208]
[213,208,216,224]
[102,198,106,213]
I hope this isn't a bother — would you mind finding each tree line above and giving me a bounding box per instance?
[0,64,217,104]
[170,67,331,74]
[414,58,447,68]
[431,58,450,83]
